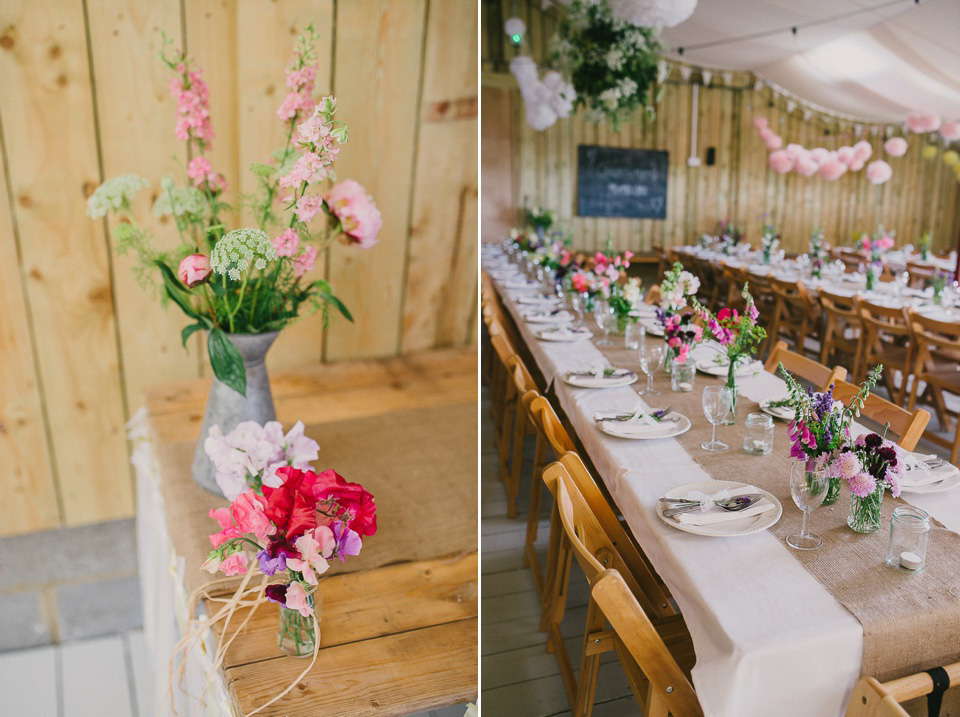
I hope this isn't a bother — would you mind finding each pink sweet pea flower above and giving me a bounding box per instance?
[218,552,249,576]
[231,491,276,543]
[324,180,383,249]
[284,581,313,617]
[208,507,242,548]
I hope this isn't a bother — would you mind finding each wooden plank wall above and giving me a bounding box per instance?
[0,0,477,537]
[482,0,960,254]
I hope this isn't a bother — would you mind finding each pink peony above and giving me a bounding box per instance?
[866,160,892,185]
[852,140,873,163]
[769,149,793,174]
[292,245,318,278]
[884,137,908,157]
[271,228,300,258]
[819,159,847,181]
[940,120,960,142]
[324,179,382,249]
[284,581,313,617]
[753,117,769,130]
[177,254,211,287]
[793,152,819,177]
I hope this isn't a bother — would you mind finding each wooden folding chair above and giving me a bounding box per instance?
[499,357,537,518]
[723,265,748,313]
[907,311,960,462]
[906,260,936,290]
[845,662,960,716]
[521,394,575,593]
[833,379,929,451]
[857,298,913,406]
[707,259,729,310]
[818,287,864,381]
[764,340,847,390]
[653,245,669,284]
[768,276,819,357]
[591,570,702,717]
[645,284,662,306]
[543,462,693,716]
[489,330,519,465]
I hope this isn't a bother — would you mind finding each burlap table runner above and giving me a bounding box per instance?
[156,402,478,597]
[581,331,960,681]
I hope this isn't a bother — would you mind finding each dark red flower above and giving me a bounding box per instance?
[312,469,378,537]
[264,583,288,605]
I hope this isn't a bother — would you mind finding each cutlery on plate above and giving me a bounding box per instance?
[661,495,762,517]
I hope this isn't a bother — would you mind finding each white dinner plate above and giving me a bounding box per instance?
[562,369,638,388]
[522,310,575,324]
[630,304,658,318]
[535,326,593,342]
[656,480,782,537]
[900,454,960,494]
[696,358,764,377]
[760,399,795,421]
[596,412,691,440]
[516,294,560,306]
[643,321,665,337]
[502,278,541,290]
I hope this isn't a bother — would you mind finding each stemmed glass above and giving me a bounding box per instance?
[594,299,613,346]
[701,386,732,451]
[787,462,828,550]
[638,343,665,396]
[570,293,585,328]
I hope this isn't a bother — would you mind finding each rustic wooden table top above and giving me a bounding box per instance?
[146,348,478,716]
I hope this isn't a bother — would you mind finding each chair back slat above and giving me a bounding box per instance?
[528,395,575,455]
[764,340,846,390]
[591,570,703,717]
[831,379,929,451]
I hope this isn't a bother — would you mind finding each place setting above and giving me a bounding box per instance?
[899,453,960,494]
[520,306,575,324]
[655,480,782,537]
[561,361,638,388]
[759,396,796,421]
[534,324,594,342]
[593,402,692,440]
[695,353,764,378]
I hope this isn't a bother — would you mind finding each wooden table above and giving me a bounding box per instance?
[135,348,478,717]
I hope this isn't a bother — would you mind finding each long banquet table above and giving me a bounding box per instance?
[483,246,960,717]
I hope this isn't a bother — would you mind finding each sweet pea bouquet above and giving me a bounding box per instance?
[203,465,377,618]
[918,231,932,261]
[569,248,634,302]
[657,310,702,364]
[693,286,767,383]
[204,421,320,500]
[86,25,381,396]
[809,226,826,260]
[608,278,644,330]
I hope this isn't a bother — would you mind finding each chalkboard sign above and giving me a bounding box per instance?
[576,145,668,219]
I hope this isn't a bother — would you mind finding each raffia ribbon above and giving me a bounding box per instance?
[164,567,320,717]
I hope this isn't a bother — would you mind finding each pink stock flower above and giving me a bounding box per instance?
[884,137,908,157]
[168,68,213,145]
[294,194,325,223]
[292,245,318,277]
[286,65,316,92]
[271,228,301,257]
[324,179,382,249]
[284,581,313,617]
[177,254,211,288]
[186,156,226,193]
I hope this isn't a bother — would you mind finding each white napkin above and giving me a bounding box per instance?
[671,485,775,525]
[594,409,673,437]
[901,454,958,487]
[523,309,574,323]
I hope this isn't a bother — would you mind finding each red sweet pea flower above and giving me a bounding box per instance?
[312,469,378,537]
[262,466,322,540]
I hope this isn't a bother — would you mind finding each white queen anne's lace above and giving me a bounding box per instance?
[86,174,149,218]
[210,228,278,281]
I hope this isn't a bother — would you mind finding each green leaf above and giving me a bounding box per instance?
[249,162,275,178]
[320,290,353,322]
[208,328,246,396]
[155,260,199,319]
[181,322,205,347]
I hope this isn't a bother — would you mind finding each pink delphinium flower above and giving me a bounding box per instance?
[276,91,315,121]
[324,179,382,249]
[284,581,313,617]
[271,228,301,257]
[292,245,318,278]
[294,194,325,223]
[168,67,213,145]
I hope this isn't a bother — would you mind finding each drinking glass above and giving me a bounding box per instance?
[638,343,665,396]
[701,386,732,451]
[786,462,828,550]
[594,299,613,346]
[571,293,585,328]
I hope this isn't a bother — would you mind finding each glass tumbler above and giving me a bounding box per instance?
[671,361,694,392]
[885,506,930,573]
[624,321,644,350]
[743,412,774,455]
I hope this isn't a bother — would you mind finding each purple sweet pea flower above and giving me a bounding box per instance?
[257,549,287,575]
[333,522,362,562]
[264,583,289,604]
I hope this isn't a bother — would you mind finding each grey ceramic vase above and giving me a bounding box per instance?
[191,331,280,496]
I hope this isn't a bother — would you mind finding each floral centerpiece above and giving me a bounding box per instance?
[657,310,703,365]
[550,0,664,127]
[693,286,767,424]
[832,433,904,533]
[716,220,745,255]
[809,226,826,260]
[760,222,780,264]
[657,262,701,364]
[526,206,555,239]
[860,226,896,263]
[86,26,381,494]
[203,463,377,656]
[931,268,951,304]
[509,226,540,253]
[779,364,884,508]
[918,231,932,261]
[608,278,644,333]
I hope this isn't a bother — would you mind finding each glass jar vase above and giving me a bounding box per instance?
[847,485,885,534]
[277,591,320,657]
[822,476,842,506]
[722,358,739,425]
[743,412,774,455]
[671,361,694,393]
[885,506,930,572]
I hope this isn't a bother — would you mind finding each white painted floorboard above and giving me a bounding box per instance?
[0,643,58,716]
[61,635,133,717]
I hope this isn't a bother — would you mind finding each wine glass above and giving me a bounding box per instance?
[701,386,732,451]
[571,293,585,328]
[787,462,828,550]
[594,299,613,346]
[638,343,665,396]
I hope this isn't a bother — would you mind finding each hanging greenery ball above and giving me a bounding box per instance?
[922,145,939,160]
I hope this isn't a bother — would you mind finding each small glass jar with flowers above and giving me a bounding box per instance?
[760,222,780,265]
[656,262,701,362]
[526,206,555,241]
[917,231,932,262]
[693,286,767,424]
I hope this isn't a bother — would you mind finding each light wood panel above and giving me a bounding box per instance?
[0,2,477,536]
[0,0,132,528]
[482,1,960,254]
[325,0,426,361]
